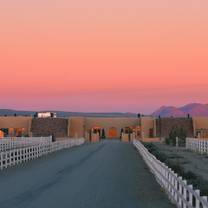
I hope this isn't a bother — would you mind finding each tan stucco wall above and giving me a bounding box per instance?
[0,116,32,135]
[121,133,130,142]
[85,117,139,138]
[140,138,161,142]
[192,117,208,136]
[67,118,70,137]
[85,117,139,129]
[69,117,140,138]
[69,117,157,139]
[0,116,157,139]
[140,117,155,138]
[69,117,85,138]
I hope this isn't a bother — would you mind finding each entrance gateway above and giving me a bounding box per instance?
[89,126,140,141]
[69,117,157,141]
[91,126,120,139]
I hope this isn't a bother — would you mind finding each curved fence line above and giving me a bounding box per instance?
[0,138,85,170]
[186,138,208,154]
[133,139,208,208]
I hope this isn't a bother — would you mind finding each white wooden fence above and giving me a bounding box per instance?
[186,138,208,154]
[0,137,52,152]
[0,138,85,170]
[133,139,208,208]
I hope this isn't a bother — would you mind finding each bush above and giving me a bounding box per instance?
[143,143,208,196]
[165,127,187,147]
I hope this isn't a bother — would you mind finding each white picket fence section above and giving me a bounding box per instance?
[0,138,85,170]
[0,137,52,152]
[133,139,208,208]
[186,138,208,154]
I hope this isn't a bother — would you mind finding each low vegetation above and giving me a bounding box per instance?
[143,143,208,196]
[165,127,186,147]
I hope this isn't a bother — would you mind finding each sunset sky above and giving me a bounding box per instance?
[0,0,208,113]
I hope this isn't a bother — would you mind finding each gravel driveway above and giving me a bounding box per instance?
[0,140,174,208]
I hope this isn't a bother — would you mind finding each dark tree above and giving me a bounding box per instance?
[165,126,187,147]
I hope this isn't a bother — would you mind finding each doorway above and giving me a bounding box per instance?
[108,127,118,138]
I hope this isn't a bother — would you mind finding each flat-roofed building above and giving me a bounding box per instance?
[69,116,157,140]
[0,116,32,137]
[34,112,57,118]
[192,117,208,139]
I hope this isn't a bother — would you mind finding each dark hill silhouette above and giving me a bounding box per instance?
[152,103,208,117]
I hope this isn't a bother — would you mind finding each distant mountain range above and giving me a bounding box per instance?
[0,109,137,118]
[152,103,208,117]
[1,103,208,118]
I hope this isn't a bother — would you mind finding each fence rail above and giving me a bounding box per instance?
[133,139,208,208]
[0,137,52,152]
[186,138,208,154]
[0,138,85,170]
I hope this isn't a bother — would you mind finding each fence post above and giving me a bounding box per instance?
[133,139,208,208]
[183,180,187,208]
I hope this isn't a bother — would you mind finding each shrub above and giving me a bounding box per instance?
[165,127,187,147]
[143,143,208,196]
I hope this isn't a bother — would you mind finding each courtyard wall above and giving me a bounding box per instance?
[156,117,194,138]
[31,118,68,138]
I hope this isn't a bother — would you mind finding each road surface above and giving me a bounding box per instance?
[0,140,174,208]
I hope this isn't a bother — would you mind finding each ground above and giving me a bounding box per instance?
[146,143,208,195]
[152,143,208,180]
[0,140,174,208]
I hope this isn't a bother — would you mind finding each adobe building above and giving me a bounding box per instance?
[192,117,208,139]
[0,116,156,140]
[0,116,69,138]
[0,115,208,141]
[0,116,32,137]
[68,116,157,140]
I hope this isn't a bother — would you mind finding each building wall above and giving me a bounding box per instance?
[85,117,139,138]
[69,117,157,139]
[192,117,208,138]
[192,117,208,129]
[69,117,140,138]
[141,117,156,138]
[69,117,85,138]
[0,130,5,138]
[156,117,194,138]
[0,116,32,136]
[85,117,139,128]
[0,115,202,140]
[31,118,68,138]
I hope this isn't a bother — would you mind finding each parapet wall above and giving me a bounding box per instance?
[31,118,68,138]
[141,117,156,138]
[69,117,85,138]
[156,118,194,138]
[0,116,32,135]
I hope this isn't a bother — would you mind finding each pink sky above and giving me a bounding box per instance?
[0,0,208,113]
